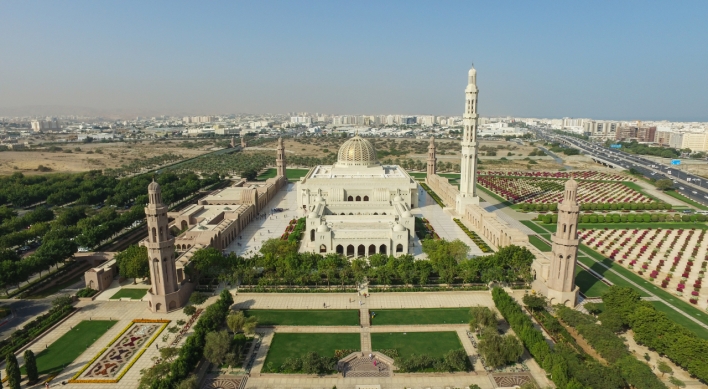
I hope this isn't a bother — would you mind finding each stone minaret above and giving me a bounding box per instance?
[145,181,179,312]
[241,137,247,148]
[456,66,480,213]
[276,137,286,176]
[548,179,580,302]
[230,136,236,148]
[427,136,437,176]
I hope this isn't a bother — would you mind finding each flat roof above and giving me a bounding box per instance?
[307,164,410,179]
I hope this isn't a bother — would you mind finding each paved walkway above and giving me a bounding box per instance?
[224,183,305,257]
[414,187,485,257]
[231,291,495,310]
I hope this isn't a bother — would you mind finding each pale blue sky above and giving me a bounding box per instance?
[1,1,707,120]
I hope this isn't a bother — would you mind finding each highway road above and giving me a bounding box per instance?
[532,129,708,208]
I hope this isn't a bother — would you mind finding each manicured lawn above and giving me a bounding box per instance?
[663,189,708,210]
[109,288,148,300]
[622,182,659,201]
[370,308,470,326]
[22,320,117,375]
[528,235,552,252]
[521,220,549,234]
[371,331,463,358]
[575,267,610,297]
[244,309,358,326]
[257,168,310,181]
[523,220,708,232]
[262,333,360,372]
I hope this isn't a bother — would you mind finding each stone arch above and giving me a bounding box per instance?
[363,196,369,201]
[336,245,344,255]
[181,220,188,230]
[349,213,353,215]
[320,244,327,253]
[348,196,353,201]
[358,245,366,257]
[347,245,355,256]
[379,244,387,254]
[356,196,361,201]
[368,244,376,256]
[396,244,403,253]
[373,212,378,215]
[382,212,386,215]
[341,213,345,215]
[168,300,177,310]
[155,303,162,312]
[310,229,316,242]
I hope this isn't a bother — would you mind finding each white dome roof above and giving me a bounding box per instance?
[317,224,330,232]
[393,195,404,202]
[335,135,378,168]
[393,223,407,232]
[308,212,318,219]
[402,210,413,218]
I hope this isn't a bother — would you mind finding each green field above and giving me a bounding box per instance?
[370,308,470,325]
[371,331,464,358]
[528,235,552,252]
[574,267,610,297]
[244,309,358,326]
[109,288,148,300]
[262,333,360,372]
[22,320,117,375]
[257,168,310,181]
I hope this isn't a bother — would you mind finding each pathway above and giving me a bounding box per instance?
[224,183,304,257]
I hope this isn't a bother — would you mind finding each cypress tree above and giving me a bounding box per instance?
[5,354,21,389]
[24,349,38,384]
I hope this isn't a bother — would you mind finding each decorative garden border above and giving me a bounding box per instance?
[68,319,170,384]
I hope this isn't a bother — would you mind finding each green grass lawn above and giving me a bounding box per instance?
[109,288,148,300]
[528,235,552,252]
[371,331,463,358]
[244,309,358,326]
[22,320,117,375]
[262,333,360,372]
[370,308,470,326]
[521,220,549,234]
[622,182,660,201]
[257,168,310,181]
[575,267,610,298]
[663,189,708,210]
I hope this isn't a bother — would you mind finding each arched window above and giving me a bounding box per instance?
[336,245,344,255]
[363,196,369,201]
[382,212,386,215]
[563,224,567,233]
[151,227,157,243]
[368,244,376,256]
[310,229,316,241]
[320,244,327,253]
[379,245,387,254]
[347,196,353,201]
[396,244,403,253]
[356,196,361,201]
[347,245,355,256]
[373,212,378,215]
[357,245,366,257]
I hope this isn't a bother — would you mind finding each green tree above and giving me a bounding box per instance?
[203,330,231,365]
[183,305,197,316]
[658,361,673,377]
[669,377,685,389]
[469,306,497,332]
[522,294,547,311]
[477,327,523,369]
[655,179,674,191]
[175,375,199,389]
[243,317,258,335]
[24,349,38,384]
[137,361,171,389]
[227,311,247,333]
[115,245,149,283]
[5,354,21,389]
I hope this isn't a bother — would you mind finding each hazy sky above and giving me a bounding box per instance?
[2,1,707,120]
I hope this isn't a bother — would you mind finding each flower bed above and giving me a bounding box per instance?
[420,183,445,207]
[477,175,650,204]
[453,218,493,253]
[582,227,707,308]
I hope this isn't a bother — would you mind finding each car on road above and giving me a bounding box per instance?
[693,191,698,194]
[682,210,694,214]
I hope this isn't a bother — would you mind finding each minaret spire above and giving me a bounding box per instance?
[427,136,437,176]
[456,66,481,213]
[547,178,581,303]
[276,137,286,177]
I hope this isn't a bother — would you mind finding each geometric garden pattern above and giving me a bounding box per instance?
[69,319,169,383]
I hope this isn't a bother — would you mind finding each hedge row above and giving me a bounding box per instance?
[556,306,667,389]
[147,289,233,388]
[535,212,705,224]
[521,202,671,212]
[492,288,621,389]
[0,300,74,360]
[603,286,708,383]
[420,183,445,207]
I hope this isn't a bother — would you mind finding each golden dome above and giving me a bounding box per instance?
[336,135,378,167]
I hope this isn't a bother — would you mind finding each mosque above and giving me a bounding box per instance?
[297,134,418,257]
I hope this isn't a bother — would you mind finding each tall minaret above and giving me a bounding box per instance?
[547,179,580,305]
[230,136,236,148]
[145,181,179,312]
[456,66,480,213]
[276,137,286,177]
[427,136,437,176]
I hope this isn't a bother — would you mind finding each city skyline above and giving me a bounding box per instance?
[2,1,708,121]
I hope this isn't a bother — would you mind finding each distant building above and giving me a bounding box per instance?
[31,119,60,132]
[615,126,656,143]
[290,116,312,125]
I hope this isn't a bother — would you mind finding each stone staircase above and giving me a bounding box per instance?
[360,308,371,352]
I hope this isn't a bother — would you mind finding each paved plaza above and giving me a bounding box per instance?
[413,187,486,257]
[224,183,305,257]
